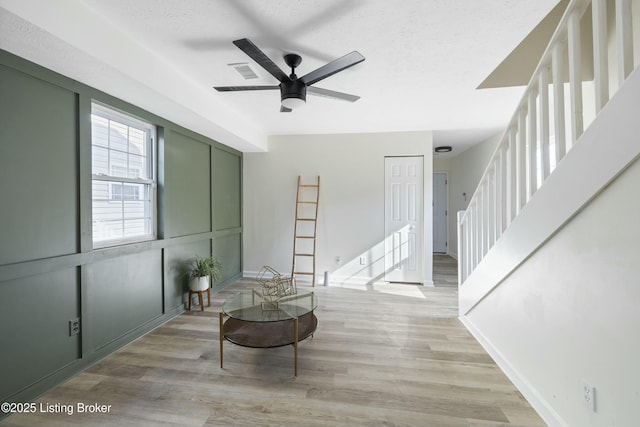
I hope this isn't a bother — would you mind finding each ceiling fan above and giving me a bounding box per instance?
[214,38,365,112]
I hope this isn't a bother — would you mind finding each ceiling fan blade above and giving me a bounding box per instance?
[233,38,290,83]
[299,51,365,86]
[307,86,360,102]
[280,105,292,113]
[214,85,279,92]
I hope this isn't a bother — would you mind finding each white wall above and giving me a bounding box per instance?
[243,131,433,285]
[448,134,501,257]
[432,156,451,173]
[465,156,640,426]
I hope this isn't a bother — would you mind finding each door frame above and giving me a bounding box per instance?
[432,171,449,254]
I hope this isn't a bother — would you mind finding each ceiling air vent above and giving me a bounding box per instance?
[228,62,258,80]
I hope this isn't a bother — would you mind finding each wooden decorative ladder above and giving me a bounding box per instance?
[291,176,320,287]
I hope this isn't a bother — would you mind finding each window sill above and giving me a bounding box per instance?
[93,235,156,250]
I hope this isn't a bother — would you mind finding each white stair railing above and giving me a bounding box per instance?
[458,0,638,285]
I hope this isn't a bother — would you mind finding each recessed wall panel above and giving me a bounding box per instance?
[0,65,78,264]
[213,148,241,231]
[92,250,162,349]
[164,240,211,308]
[0,268,79,401]
[215,232,241,289]
[164,130,211,238]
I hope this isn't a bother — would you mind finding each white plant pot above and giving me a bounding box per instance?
[189,276,210,292]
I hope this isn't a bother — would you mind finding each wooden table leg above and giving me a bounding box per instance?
[206,288,211,307]
[198,291,204,311]
[219,312,224,369]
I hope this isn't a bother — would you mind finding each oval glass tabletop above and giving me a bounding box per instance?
[222,289,318,322]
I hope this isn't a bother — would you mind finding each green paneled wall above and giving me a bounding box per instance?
[165,130,212,238]
[0,50,242,406]
[92,250,163,350]
[214,147,242,230]
[0,269,80,400]
[0,65,78,265]
[215,232,242,293]
[164,240,211,309]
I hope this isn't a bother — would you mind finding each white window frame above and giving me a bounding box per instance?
[91,102,157,248]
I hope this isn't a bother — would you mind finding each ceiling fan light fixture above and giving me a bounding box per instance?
[435,146,453,153]
[281,96,306,110]
[280,80,307,110]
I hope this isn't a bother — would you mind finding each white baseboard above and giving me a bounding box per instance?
[459,315,568,427]
[242,270,264,279]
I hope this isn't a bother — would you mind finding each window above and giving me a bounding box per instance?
[111,183,140,201]
[91,103,156,246]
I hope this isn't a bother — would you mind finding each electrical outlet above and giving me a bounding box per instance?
[335,256,341,265]
[359,256,366,265]
[69,318,80,336]
[582,380,596,412]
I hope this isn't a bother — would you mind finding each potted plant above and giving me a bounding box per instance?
[189,255,222,291]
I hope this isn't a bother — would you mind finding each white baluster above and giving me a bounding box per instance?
[482,180,489,256]
[473,198,480,269]
[527,91,538,197]
[552,42,567,161]
[568,8,584,145]
[459,217,464,283]
[508,127,517,223]
[488,167,495,249]
[517,109,527,210]
[499,142,508,234]
[464,215,470,281]
[592,0,609,112]
[539,67,551,181]
[615,0,634,84]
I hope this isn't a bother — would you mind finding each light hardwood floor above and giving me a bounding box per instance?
[2,256,545,427]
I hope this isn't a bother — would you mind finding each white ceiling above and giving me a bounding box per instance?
[0,0,560,153]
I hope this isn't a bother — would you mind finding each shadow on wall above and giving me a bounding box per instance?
[169,257,195,291]
[323,225,417,286]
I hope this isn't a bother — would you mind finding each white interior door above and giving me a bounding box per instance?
[384,156,424,283]
[433,173,447,253]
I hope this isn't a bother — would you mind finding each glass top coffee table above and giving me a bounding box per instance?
[219,289,318,376]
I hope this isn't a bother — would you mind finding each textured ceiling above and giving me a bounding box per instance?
[0,0,561,152]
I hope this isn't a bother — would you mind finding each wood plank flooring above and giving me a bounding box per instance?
[433,254,459,287]
[1,256,545,427]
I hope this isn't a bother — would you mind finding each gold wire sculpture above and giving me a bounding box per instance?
[256,266,297,310]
